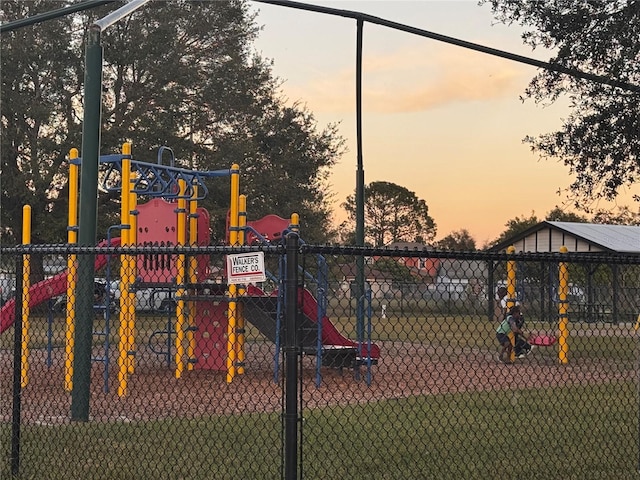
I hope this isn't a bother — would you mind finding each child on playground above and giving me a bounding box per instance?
[494,286,508,322]
[513,308,533,358]
[496,305,532,363]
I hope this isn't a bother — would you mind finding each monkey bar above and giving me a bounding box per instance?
[89,152,232,200]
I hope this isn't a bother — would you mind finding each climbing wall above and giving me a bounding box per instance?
[193,301,229,370]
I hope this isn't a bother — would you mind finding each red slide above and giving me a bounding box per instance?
[0,238,120,334]
[298,288,380,359]
[247,285,380,359]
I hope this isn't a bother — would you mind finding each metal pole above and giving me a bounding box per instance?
[10,256,24,476]
[70,0,152,421]
[355,19,364,248]
[250,0,640,93]
[117,144,132,396]
[636,312,640,473]
[0,0,115,34]
[558,246,569,364]
[354,18,365,379]
[487,261,495,321]
[226,165,240,383]
[65,148,80,391]
[93,0,151,31]
[506,246,517,362]
[71,25,102,421]
[20,206,32,388]
[284,232,299,480]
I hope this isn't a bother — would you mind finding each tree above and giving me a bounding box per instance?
[1,0,344,247]
[341,181,437,247]
[373,258,416,284]
[591,205,640,225]
[436,229,476,251]
[482,1,640,209]
[545,206,589,223]
[1,1,82,246]
[489,211,540,248]
[210,103,344,242]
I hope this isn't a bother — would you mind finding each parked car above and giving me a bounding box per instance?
[0,273,16,307]
[52,278,117,313]
[0,287,16,307]
[110,282,176,313]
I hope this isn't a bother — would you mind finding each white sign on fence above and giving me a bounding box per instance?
[226,252,267,284]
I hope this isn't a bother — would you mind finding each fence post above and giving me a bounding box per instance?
[558,246,569,364]
[11,256,24,476]
[20,206,31,387]
[488,260,495,321]
[65,148,79,391]
[284,232,299,480]
[612,263,619,323]
[506,246,517,361]
[636,313,640,473]
[226,164,240,384]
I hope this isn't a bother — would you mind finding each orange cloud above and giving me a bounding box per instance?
[282,45,530,114]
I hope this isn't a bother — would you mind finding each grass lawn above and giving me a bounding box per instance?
[1,382,638,480]
[2,309,639,479]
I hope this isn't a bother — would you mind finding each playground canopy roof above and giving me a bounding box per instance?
[489,221,640,254]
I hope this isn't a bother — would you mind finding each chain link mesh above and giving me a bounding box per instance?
[1,244,639,479]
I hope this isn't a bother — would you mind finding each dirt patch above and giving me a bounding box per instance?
[1,339,633,425]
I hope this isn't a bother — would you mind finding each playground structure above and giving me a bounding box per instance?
[0,143,381,395]
[0,144,578,395]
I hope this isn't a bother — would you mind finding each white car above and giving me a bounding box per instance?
[52,278,117,313]
[110,281,176,313]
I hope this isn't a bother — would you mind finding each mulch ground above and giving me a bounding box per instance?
[1,338,633,425]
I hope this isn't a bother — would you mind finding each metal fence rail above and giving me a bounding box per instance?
[1,243,639,479]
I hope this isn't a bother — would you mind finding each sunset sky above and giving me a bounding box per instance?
[250,0,639,246]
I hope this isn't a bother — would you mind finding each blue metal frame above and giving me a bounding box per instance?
[78,147,232,201]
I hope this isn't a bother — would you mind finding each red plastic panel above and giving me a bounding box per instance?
[136,199,211,283]
[193,301,228,370]
[136,199,178,283]
[245,214,290,245]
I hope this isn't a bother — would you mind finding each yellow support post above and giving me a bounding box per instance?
[290,213,299,232]
[236,194,247,375]
[558,246,569,364]
[21,205,31,388]
[118,142,132,397]
[187,184,198,371]
[65,148,79,391]
[227,164,240,383]
[506,245,517,362]
[175,179,188,379]
[127,172,137,375]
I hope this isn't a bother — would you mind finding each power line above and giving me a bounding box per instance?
[0,0,116,33]
[252,0,640,93]
[5,0,638,94]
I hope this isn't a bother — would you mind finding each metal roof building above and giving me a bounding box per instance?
[489,221,640,254]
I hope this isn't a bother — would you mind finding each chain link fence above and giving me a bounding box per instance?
[1,241,640,479]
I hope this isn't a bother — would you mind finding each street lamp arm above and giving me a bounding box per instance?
[93,0,152,31]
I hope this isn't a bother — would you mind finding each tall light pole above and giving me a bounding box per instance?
[71,0,152,422]
[354,19,366,369]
